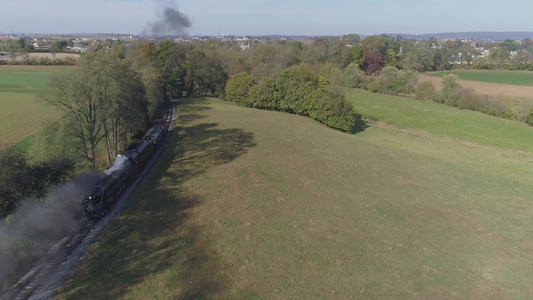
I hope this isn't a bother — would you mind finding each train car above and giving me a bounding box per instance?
[154,118,168,133]
[83,119,168,218]
[144,119,167,147]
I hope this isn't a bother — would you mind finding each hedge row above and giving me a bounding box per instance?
[224,65,356,132]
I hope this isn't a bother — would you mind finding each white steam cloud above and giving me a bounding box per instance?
[103,154,128,176]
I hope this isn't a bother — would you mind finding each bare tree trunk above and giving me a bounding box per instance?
[88,141,96,169]
[104,125,112,166]
[113,120,120,157]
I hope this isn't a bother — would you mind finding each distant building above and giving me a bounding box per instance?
[477,49,490,59]
[66,46,89,52]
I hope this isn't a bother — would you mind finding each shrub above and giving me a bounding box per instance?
[415,80,437,101]
[454,87,486,110]
[486,96,515,119]
[358,70,375,90]
[471,58,492,70]
[369,66,418,95]
[377,66,398,94]
[439,74,461,104]
[516,100,530,123]
[248,79,281,110]
[245,64,356,132]
[39,57,52,65]
[0,148,74,218]
[527,108,533,125]
[223,72,254,106]
[366,80,383,93]
[395,70,418,94]
[343,63,362,88]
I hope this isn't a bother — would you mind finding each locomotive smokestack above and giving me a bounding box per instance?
[103,155,128,177]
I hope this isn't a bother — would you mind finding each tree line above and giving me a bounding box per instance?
[224,65,355,132]
[209,34,533,125]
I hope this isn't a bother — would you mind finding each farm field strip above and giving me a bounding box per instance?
[0,66,72,147]
[60,97,533,299]
[0,93,61,147]
[425,70,533,86]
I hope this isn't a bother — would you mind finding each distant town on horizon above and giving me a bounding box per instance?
[1,31,533,42]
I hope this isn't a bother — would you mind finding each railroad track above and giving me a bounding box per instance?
[1,96,177,300]
[1,221,94,300]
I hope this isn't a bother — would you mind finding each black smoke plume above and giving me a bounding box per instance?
[144,7,191,36]
[0,172,99,290]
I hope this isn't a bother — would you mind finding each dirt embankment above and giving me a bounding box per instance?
[418,74,533,100]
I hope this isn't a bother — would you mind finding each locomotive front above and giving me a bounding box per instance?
[82,154,135,218]
[83,183,105,218]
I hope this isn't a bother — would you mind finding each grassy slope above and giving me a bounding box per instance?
[60,95,533,299]
[426,70,533,86]
[0,66,72,147]
[349,88,533,152]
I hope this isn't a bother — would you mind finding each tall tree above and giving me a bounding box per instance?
[43,71,102,167]
[364,54,384,75]
[42,52,147,167]
[521,38,533,52]
[348,45,365,68]
[360,35,386,57]
[489,47,509,67]
[384,48,398,68]
[342,34,361,45]
[402,47,434,71]
[203,54,228,96]
[500,39,520,52]
[141,41,157,63]
[161,42,187,97]
[184,50,208,97]
[457,43,478,65]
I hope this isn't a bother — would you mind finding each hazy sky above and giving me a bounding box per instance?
[1,0,532,36]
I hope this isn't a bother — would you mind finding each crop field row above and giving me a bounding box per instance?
[61,95,533,299]
[0,66,73,147]
[426,70,533,86]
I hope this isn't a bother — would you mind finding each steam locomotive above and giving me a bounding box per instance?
[83,119,168,218]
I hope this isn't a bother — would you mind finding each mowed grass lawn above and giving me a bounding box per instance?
[426,70,533,86]
[61,94,533,299]
[0,66,73,147]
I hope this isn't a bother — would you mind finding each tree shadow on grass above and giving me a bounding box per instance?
[176,97,213,125]
[351,113,370,134]
[62,99,256,299]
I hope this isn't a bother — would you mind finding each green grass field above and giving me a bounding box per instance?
[348,88,533,152]
[60,95,533,299]
[0,66,73,147]
[426,70,533,86]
